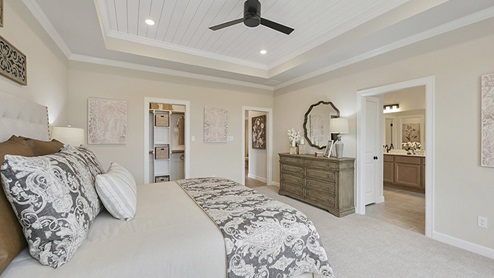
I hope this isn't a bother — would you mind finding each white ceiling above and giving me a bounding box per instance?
[23,0,494,90]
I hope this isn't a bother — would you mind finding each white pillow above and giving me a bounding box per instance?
[95,162,137,221]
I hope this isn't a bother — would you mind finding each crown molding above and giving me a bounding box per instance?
[106,31,269,71]
[21,0,72,58]
[70,54,274,92]
[274,5,494,90]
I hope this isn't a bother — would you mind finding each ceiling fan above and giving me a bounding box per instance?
[209,0,294,35]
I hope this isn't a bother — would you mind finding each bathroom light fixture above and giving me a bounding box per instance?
[145,19,155,26]
[383,104,399,112]
[260,49,267,55]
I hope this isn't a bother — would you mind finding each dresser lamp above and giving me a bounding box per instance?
[51,125,85,146]
[329,118,349,158]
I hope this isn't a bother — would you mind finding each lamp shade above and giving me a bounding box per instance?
[329,118,349,134]
[52,126,85,146]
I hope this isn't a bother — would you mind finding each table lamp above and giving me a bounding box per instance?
[329,118,349,158]
[52,125,85,146]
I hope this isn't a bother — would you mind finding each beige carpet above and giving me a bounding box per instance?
[254,186,494,278]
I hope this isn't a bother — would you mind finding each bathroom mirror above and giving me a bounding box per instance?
[303,101,340,150]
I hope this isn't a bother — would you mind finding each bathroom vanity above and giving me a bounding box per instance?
[383,153,425,193]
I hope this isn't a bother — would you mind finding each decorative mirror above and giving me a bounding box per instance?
[303,101,340,150]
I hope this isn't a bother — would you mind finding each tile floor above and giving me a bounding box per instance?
[365,186,425,234]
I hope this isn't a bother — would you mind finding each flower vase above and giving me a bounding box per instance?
[289,140,298,154]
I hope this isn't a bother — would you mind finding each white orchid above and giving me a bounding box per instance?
[402,141,421,151]
[287,128,301,144]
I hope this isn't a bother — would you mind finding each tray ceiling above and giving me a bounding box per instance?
[24,0,494,89]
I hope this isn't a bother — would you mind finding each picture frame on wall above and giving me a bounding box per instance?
[481,73,494,167]
[252,115,266,149]
[323,140,334,157]
[0,0,3,28]
[88,98,128,144]
[0,35,27,85]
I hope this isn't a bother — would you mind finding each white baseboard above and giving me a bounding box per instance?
[247,174,266,183]
[271,181,280,187]
[432,231,494,260]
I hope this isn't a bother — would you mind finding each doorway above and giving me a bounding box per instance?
[356,76,435,238]
[367,86,426,234]
[143,97,191,184]
[242,106,273,187]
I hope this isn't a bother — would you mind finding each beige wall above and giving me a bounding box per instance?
[7,0,494,255]
[274,19,494,250]
[0,1,68,125]
[67,61,273,184]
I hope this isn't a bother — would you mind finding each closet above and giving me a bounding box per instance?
[149,102,185,182]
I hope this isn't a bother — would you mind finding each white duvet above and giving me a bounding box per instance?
[2,182,320,278]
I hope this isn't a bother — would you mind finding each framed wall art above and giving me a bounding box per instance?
[0,35,27,85]
[204,107,228,143]
[481,73,494,167]
[252,115,266,149]
[88,98,128,144]
[0,0,3,27]
[401,123,420,143]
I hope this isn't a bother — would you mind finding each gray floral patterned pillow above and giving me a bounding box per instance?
[0,147,102,268]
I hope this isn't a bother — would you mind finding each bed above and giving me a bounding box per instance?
[0,92,333,278]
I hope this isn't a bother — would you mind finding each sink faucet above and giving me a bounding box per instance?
[383,143,394,153]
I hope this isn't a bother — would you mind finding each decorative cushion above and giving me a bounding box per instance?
[9,135,64,156]
[0,147,102,268]
[61,145,105,179]
[95,162,137,221]
[0,139,33,274]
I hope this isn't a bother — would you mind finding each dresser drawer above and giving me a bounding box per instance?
[281,181,303,197]
[280,156,304,165]
[306,168,336,182]
[281,173,303,185]
[306,189,335,208]
[304,159,337,170]
[306,178,335,194]
[281,164,304,176]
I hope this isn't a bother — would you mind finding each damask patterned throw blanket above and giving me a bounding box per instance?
[175,177,334,278]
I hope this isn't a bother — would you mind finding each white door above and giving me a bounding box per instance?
[364,97,382,205]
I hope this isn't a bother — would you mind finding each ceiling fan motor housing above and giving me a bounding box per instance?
[244,0,261,27]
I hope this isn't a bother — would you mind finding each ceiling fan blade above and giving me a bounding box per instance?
[209,18,244,31]
[260,18,294,35]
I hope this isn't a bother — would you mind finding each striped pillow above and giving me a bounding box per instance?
[95,162,137,221]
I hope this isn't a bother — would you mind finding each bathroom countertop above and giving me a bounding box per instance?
[383,152,425,157]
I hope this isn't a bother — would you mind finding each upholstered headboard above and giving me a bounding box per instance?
[0,92,50,142]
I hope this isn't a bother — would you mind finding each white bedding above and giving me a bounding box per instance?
[3,182,320,278]
[3,182,226,277]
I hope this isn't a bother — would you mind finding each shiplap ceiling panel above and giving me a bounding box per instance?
[28,0,494,88]
[137,0,153,37]
[100,0,406,67]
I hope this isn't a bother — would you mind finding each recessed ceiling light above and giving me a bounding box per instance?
[145,19,155,26]
[260,49,267,55]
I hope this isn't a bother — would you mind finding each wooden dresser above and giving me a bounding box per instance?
[279,153,355,217]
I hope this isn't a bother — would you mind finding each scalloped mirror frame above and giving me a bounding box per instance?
[303,101,340,150]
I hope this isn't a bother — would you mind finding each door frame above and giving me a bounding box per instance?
[242,106,273,185]
[143,97,191,184]
[356,76,435,238]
